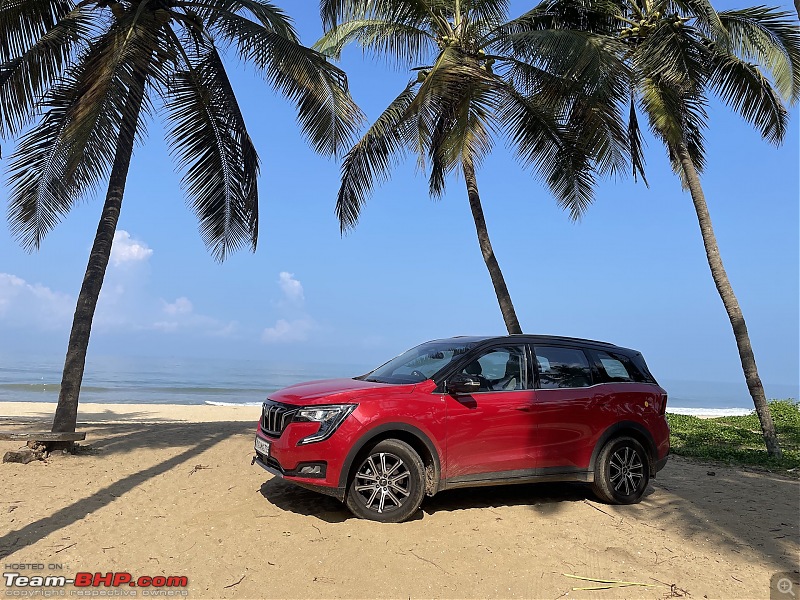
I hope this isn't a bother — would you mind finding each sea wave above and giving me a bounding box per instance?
[666,407,752,417]
[204,401,263,407]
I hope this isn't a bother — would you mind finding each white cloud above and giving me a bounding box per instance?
[261,272,314,343]
[111,230,153,266]
[0,273,73,329]
[163,297,193,315]
[262,318,313,343]
[151,296,236,338]
[278,272,304,305]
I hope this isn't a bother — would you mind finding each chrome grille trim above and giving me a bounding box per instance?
[260,400,297,437]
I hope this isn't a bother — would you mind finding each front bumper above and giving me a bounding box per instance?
[252,453,346,501]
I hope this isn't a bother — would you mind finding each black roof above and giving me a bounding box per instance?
[430,334,631,352]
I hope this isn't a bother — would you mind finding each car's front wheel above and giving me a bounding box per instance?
[591,436,650,504]
[345,439,425,522]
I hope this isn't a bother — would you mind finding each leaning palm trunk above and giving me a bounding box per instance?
[674,143,782,458]
[462,157,522,335]
[51,79,147,436]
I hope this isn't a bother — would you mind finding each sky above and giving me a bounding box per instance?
[0,0,797,397]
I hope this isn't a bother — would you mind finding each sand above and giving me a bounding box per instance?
[1,402,798,600]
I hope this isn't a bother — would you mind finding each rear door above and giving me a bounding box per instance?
[530,345,598,469]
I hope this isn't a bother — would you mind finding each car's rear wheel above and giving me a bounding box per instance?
[345,439,425,523]
[592,436,650,504]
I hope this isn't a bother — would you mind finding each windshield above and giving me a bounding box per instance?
[361,340,477,384]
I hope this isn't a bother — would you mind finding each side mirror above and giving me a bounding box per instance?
[447,373,480,394]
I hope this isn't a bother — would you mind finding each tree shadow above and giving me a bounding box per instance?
[0,420,254,559]
[618,457,799,575]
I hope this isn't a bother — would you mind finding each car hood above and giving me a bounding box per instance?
[269,378,416,406]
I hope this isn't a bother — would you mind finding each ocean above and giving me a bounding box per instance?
[0,353,796,417]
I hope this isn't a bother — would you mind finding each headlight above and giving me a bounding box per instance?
[293,404,356,445]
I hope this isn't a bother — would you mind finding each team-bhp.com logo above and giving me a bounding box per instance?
[4,571,188,597]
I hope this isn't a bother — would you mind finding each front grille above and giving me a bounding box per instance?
[260,400,297,437]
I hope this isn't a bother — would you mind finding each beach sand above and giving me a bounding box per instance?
[1,402,798,599]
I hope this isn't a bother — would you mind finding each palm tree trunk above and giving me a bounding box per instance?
[51,78,147,438]
[462,157,522,335]
[674,142,782,458]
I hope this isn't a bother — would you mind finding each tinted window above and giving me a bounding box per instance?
[459,346,527,392]
[592,350,647,383]
[534,346,592,389]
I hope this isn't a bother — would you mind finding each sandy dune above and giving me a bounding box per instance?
[1,402,798,599]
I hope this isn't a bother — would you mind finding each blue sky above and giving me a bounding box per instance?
[0,1,797,398]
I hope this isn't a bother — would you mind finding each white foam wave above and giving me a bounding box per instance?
[204,401,262,407]
[666,407,752,417]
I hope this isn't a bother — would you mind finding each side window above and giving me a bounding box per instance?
[592,350,646,383]
[534,346,592,389]
[460,346,527,392]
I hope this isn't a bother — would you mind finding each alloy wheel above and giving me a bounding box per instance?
[353,452,411,514]
[609,446,644,496]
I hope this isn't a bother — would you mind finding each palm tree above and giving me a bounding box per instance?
[1,0,362,437]
[605,0,799,457]
[316,0,637,334]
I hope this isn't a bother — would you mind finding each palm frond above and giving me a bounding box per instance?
[708,49,788,144]
[337,80,418,231]
[204,9,363,156]
[640,76,707,177]
[0,0,74,61]
[627,93,648,183]
[179,0,298,40]
[426,66,496,197]
[719,7,800,103]
[6,10,160,250]
[672,0,728,44]
[491,0,620,42]
[163,35,260,261]
[494,28,627,94]
[495,80,595,219]
[314,18,435,65]
[0,5,93,139]
[462,0,510,25]
[634,20,706,89]
[320,0,436,31]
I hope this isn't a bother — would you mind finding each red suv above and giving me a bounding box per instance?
[253,335,670,522]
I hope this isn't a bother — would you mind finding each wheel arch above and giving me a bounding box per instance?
[590,421,658,476]
[338,423,442,495]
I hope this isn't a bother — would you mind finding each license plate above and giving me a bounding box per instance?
[254,436,270,456]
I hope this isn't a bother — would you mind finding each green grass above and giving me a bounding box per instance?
[667,399,800,474]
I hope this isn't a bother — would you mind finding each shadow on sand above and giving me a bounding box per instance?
[0,420,254,559]
[260,476,655,523]
[259,460,798,574]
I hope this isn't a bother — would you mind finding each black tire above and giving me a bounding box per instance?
[345,439,425,523]
[591,436,650,504]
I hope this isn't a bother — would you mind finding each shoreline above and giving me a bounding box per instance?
[0,401,752,422]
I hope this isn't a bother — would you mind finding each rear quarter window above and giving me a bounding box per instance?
[591,350,649,383]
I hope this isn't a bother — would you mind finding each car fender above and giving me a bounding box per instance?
[590,420,659,476]
[337,422,443,493]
